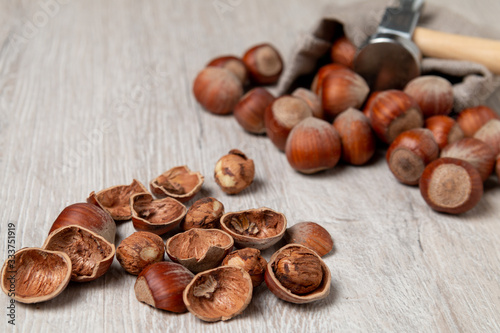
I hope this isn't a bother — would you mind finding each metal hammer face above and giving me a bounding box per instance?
[354,0,424,91]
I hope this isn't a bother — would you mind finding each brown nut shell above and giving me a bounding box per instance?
[166,228,234,273]
[43,225,115,282]
[131,192,187,236]
[150,165,204,202]
[425,115,464,150]
[265,244,331,304]
[474,119,500,156]
[220,207,287,250]
[311,63,348,95]
[457,105,499,137]
[87,179,148,220]
[403,75,454,118]
[284,222,333,257]
[496,155,500,180]
[206,55,248,85]
[135,261,194,313]
[221,248,267,287]
[183,265,253,322]
[48,202,116,244]
[234,87,275,134]
[181,197,224,231]
[292,88,323,119]
[242,43,283,85]
[214,149,255,195]
[330,36,356,68]
[116,232,165,275]
[1,248,71,304]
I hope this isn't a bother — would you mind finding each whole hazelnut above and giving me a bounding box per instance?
[425,115,464,149]
[221,248,267,287]
[333,108,376,165]
[404,75,454,118]
[233,87,275,134]
[284,222,333,257]
[265,95,313,151]
[192,67,243,115]
[285,117,341,174]
[242,43,283,85]
[207,55,248,85]
[457,105,499,137]
[181,197,225,231]
[292,88,323,119]
[362,91,380,120]
[473,119,500,156]
[330,36,356,68]
[310,63,348,95]
[214,149,255,194]
[386,128,439,185]
[116,231,165,275]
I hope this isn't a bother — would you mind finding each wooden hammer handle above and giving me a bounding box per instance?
[413,27,500,75]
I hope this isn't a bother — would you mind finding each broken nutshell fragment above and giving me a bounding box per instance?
[265,244,331,304]
[1,248,72,304]
[214,149,255,195]
[116,231,165,275]
[284,222,334,257]
[220,207,287,250]
[183,266,253,322]
[130,192,187,236]
[181,197,225,231]
[221,247,267,287]
[150,166,204,203]
[166,228,234,273]
[87,179,148,220]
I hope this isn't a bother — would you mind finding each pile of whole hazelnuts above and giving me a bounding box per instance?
[193,38,500,215]
[1,150,334,322]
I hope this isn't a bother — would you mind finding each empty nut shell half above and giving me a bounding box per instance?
[150,166,204,203]
[183,266,253,322]
[116,231,165,275]
[265,244,331,304]
[1,248,72,303]
[181,197,225,231]
[87,179,148,220]
[42,225,115,282]
[166,229,234,273]
[131,192,187,236]
[220,207,287,250]
[284,222,333,257]
[221,248,267,287]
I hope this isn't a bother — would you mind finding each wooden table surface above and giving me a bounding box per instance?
[1,0,499,332]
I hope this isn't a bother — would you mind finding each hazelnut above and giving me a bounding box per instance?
[473,119,500,156]
[130,192,187,236]
[166,228,234,273]
[183,266,253,322]
[310,63,348,95]
[292,87,323,119]
[370,90,423,144]
[425,115,464,150]
[214,149,255,194]
[284,222,333,257]
[321,68,370,120]
[150,165,204,203]
[181,197,225,231]
[233,87,275,134]
[362,91,381,120]
[265,244,331,304]
[441,138,496,181]
[192,67,243,115]
[419,157,483,214]
[457,105,499,137]
[264,95,313,151]
[135,261,194,313]
[48,202,116,244]
[116,231,165,275]
[1,248,71,303]
[403,75,454,118]
[87,179,148,220]
[43,225,115,282]
[333,108,376,165]
[242,43,283,85]
[386,129,439,185]
[330,36,357,68]
[221,248,267,288]
[220,207,287,250]
[206,55,248,85]
[285,117,342,174]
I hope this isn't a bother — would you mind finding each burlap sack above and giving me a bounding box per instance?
[277,0,500,111]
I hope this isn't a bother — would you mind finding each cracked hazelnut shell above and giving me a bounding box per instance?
[116,231,165,275]
[166,228,234,273]
[242,43,283,85]
[130,192,187,236]
[1,248,71,304]
[87,179,148,220]
[183,265,253,322]
[135,261,194,313]
[214,149,255,194]
[150,165,204,203]
[220,207,287,250]
[43,225,115,282]
[181,197,224,231]
[221,248,267,287]
[425,115,464,150]
[265,244,331,304]
[284,222,333,257]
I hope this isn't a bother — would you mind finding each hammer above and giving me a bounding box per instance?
[354,0,500,91]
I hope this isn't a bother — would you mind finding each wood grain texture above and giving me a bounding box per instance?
[1,0,499,332]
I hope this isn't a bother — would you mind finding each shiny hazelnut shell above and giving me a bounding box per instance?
[221,248,267,287]
[233,87,275,134]
[206,55,248,85]
[292,88,323,119]
[425,115,464,150]
[116,231,165,275]
[284,222,333,257]
[311,63,348,95]
[330,36,357,68]
[473,119,500,156]
[242,43,283,85]
[404,75,454,118]
[457,105,499,137]
[150,165,204,203]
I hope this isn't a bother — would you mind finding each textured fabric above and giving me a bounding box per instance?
[277,0,500,111]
